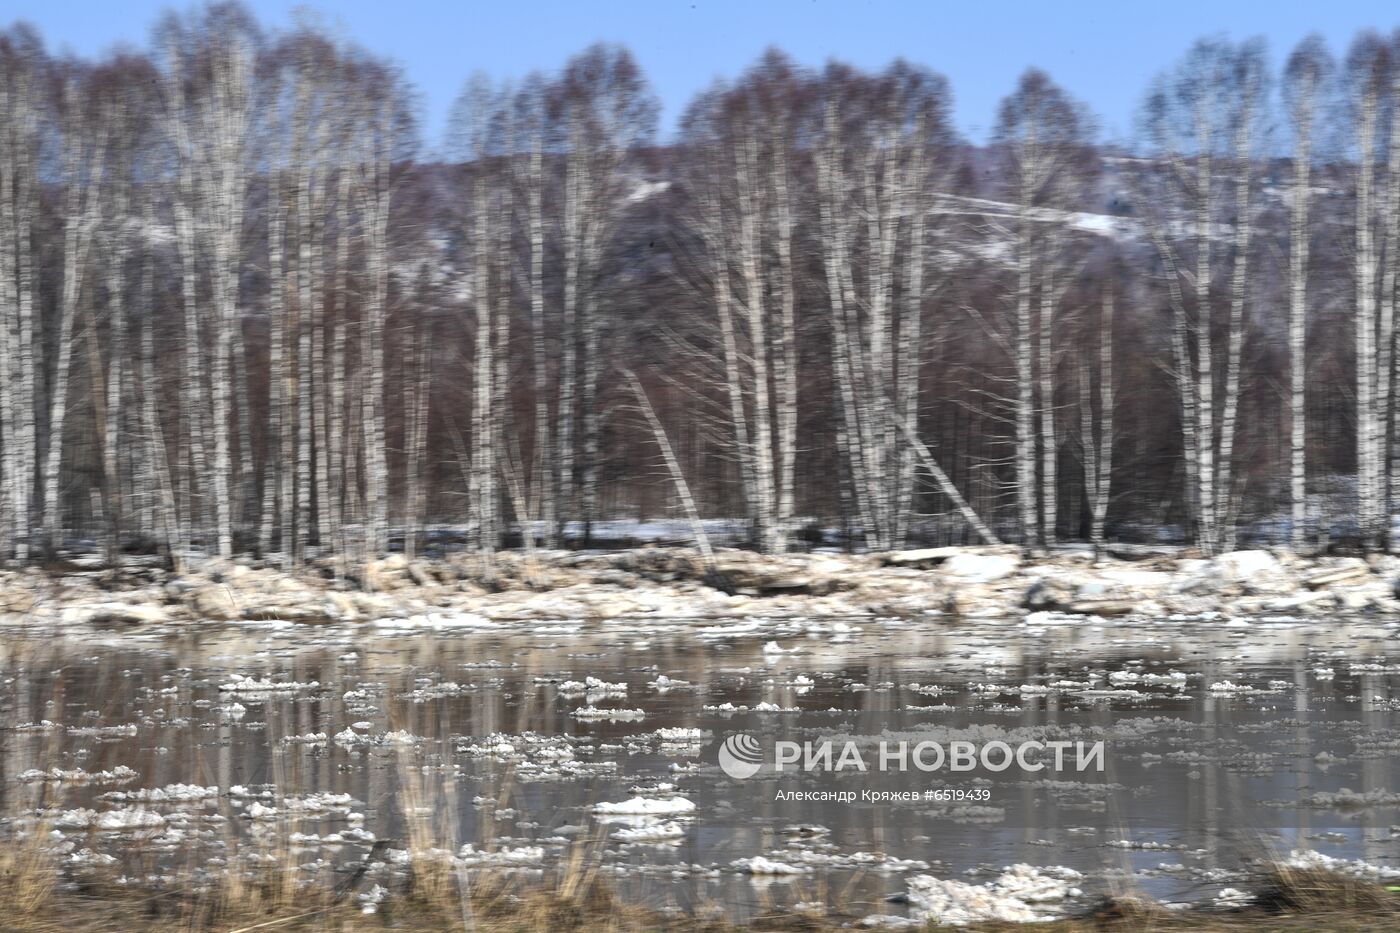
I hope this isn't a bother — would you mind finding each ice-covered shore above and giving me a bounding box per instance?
[5,544,1400,628]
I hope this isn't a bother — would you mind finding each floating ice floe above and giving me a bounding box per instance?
[289,828,376,845]
[571,707,645,721]
[1297,788,1400,809]
[702,701,799,713]
[558,676,627,695]
[558,677,630,706]
[241,792,361,823]
[747,848,930,873]
[66,721,142,738]
[281,732,328,744]
[20,765,140,785]
[612,821,685,843]
[66,848,118,868]
[1213,887,1254,907]
[99,784,218,803]
[399,681,472,700]
[652,727,706,742]
[218,674,320,693]
[456,843,546,867]
[51,807,166,831]
[457,732,616,781]
[285,792,356,812]
[733,855,808,875]
[906,864,1082,926]
[333,728,423,747]
[1108,670,1188,687]
[1283,848,1400,879]
[592,796,695,816]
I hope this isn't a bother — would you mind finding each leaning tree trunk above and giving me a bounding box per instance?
[42,151,101,559]
[625,370,714,567]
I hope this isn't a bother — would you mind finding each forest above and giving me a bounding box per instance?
[0,3,1397,566]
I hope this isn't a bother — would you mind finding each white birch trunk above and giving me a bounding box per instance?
[1288,71,1315,550]
[525,132,552,544]
[770,139,799,539]
[260,183,285,559]
[1356,84,1381,548]
[1081,285,1114,554]
[735,136,779,553]
[358,102,392,556]
[556,132,581,546]
[1038,255,1057,546]
[1014,191,1038,549]
[102,181,130,565]
[468,157,497,559]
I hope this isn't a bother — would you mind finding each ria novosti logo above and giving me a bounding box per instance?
[717,732,1105,779]
[717,733,764,779]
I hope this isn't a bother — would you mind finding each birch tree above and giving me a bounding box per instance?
[1345,34,1392,550]
[258,56,294,560]
[0,27,45,562]
[353,64,409,558]
[557,45,657,544]
[993,69,1097,550]
[135,224,180,567]
[450,75,510,558]
[814,61,982,549]
[94,56,155,564]
[403,267,434,560]
[676,51,808,552]
[14,12,1400,564]
[1142,38,1267,555]
[40,67,115,556]
[1383,33,1400,537]
[260,28,331,563]
[511,74,556,545]
[1079,280,1115,554]
[1283,36,1331,549]
[158,6,259,558]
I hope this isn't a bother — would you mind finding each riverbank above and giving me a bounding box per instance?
[5,544,1399,629]
[4,860,1399,931]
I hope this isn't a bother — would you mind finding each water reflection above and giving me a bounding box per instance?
[1,614,1398,920]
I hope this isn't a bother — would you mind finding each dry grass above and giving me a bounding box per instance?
[2,869,1399,932]
[3,830,1400,932]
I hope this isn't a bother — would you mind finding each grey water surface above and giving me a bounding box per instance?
[4,612,1400,921]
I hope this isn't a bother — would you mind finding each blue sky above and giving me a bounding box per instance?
[10,0,1398,151]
